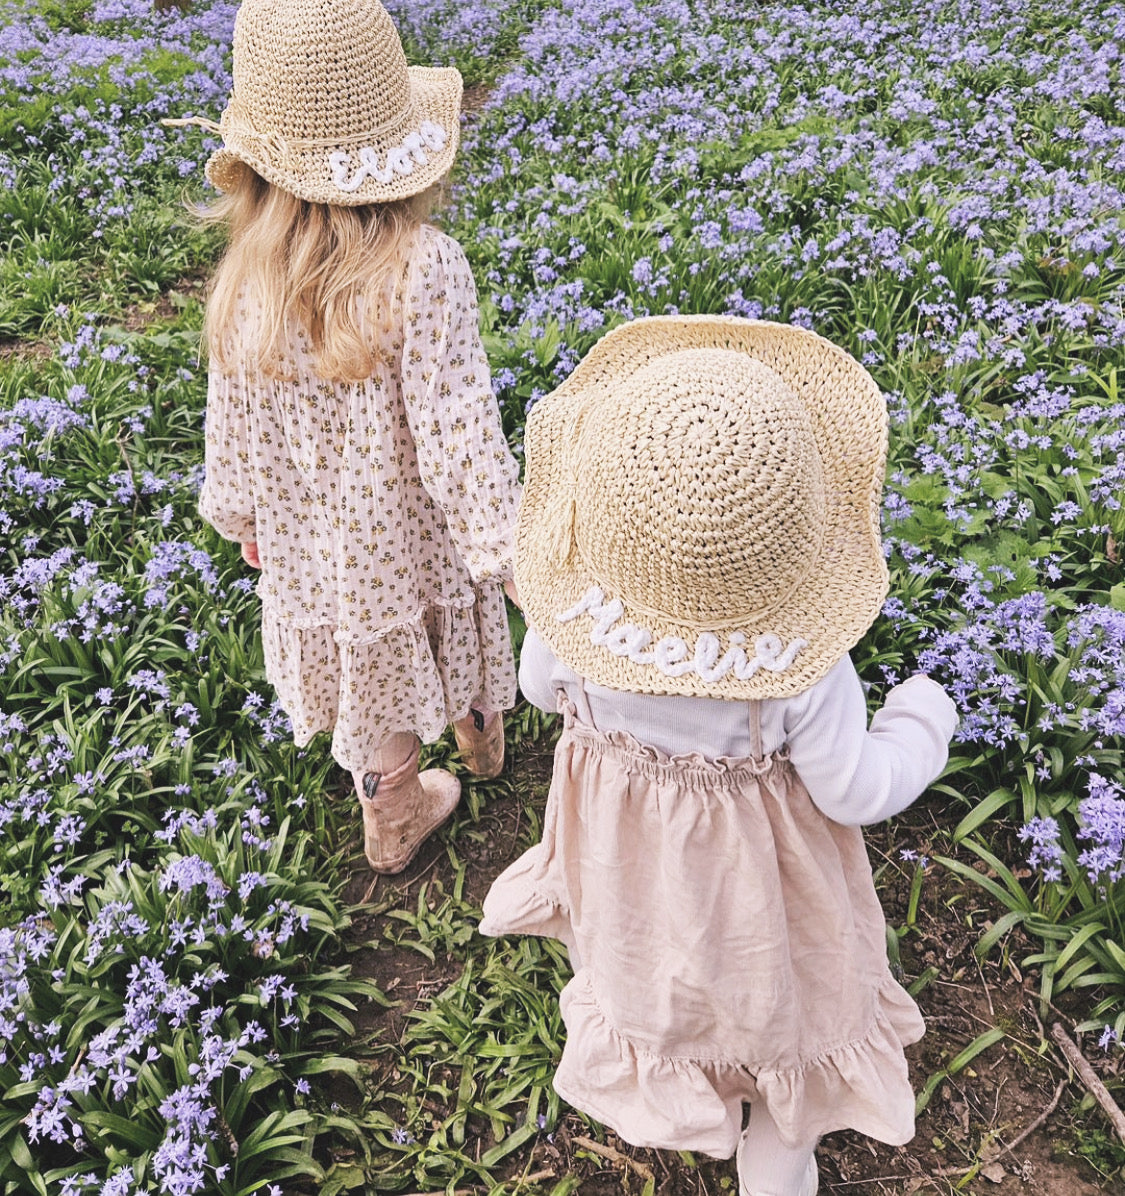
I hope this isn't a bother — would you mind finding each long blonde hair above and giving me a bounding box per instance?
[201,163,437,381]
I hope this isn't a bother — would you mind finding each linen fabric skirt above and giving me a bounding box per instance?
[480,703,924,1158]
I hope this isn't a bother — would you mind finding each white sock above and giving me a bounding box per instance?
[736,1108,817,1196]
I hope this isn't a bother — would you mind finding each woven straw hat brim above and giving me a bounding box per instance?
[204,66,462,205]
[515,315,889,701]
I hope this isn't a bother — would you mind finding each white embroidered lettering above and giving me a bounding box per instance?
[327,122,448,192]
[555,586,805,683]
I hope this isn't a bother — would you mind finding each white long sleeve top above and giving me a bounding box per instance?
[519,629,958,827]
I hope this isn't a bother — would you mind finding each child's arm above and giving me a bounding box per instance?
[785,655,958,826]
[400,232,521,585]
[199,367,257,546]
[516,629,566,714]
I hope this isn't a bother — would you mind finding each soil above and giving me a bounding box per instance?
[344,732,1124,1195]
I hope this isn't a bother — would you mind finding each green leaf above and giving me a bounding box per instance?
[948,1027,1006,1074]
[479,1117,540,1168]
[1052,920,1108,976]
[82,1110,163,1151]
[952,787,1017,842]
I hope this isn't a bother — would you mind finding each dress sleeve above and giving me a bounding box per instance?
[399,230,522,584]
[784,655,959,826]
[198,364,257,544]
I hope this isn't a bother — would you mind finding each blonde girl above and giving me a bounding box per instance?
[187,0,520,872]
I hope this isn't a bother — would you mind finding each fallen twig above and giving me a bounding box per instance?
[1050,1023,1125,1146]
[360,871,381,904]
[572,1134,655,1181]
[995,1076,1068,1158]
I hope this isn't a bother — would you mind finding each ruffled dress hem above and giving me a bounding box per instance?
[261,582,516,770]
[482,848,925,1158]
[553,969,923,1158]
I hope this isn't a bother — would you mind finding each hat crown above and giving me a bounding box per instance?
[573,351,825,628]
[231,0,412,143]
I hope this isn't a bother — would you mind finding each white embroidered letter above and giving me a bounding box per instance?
[387,146,416,175]
[653,636,694,676]
[402,131,429,165]
[419,120,447,150]
[557,587,604,622]
[330,151,361,191]
[694,632,731,682]
[756,633,807,672]
[604,624,652,657]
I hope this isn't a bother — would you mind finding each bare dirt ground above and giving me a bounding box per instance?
[346,731,1124,1195]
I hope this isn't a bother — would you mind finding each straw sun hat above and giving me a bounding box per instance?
[174,0,462,205]
[515,315,890,701]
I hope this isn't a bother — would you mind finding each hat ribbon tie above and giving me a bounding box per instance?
[161,115,223,135]
[160,115,293,167]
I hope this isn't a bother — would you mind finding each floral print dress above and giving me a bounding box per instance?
[199,224,520,771]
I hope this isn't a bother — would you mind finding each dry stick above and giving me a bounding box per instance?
[572,1134,655,1181]
[1050,1023,1125,1146]
[994,1077,1068,1159]
[824,1176,917,1188]
[360,871,381,904]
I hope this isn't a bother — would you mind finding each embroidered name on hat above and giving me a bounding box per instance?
[329,121,448,192]
[557,587,807,683]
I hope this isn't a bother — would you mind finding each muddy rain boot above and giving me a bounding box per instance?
[354,733,461,874]
[452,708,505,778]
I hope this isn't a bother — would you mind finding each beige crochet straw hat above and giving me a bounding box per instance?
[515,315,890,700]
[190,0,462,205]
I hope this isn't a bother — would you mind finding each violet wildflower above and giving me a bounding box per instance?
[1019,817,1064,883]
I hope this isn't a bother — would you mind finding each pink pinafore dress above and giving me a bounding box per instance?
[480,688,925,1158]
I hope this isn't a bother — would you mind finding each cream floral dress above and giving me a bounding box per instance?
[199,225,520,771]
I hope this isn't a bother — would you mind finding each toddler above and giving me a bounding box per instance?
[481,315,958,1196]
[189,0,521,872]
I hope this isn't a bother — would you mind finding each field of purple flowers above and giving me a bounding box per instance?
[0,0,1123,1193]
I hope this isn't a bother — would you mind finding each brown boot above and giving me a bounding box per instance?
[355,734,461,874]
[453,708,505,778]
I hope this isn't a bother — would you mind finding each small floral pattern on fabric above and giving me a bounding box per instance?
[200,224,520,770]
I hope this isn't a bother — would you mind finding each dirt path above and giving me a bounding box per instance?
[346,734,1120,1194]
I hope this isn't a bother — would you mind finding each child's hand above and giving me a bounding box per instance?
[504,577,522,609]
[241,541,261,569]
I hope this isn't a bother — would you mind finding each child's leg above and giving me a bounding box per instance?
[452,707,505,778]
[736,1105,818,1196]
[354,732,460,874]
